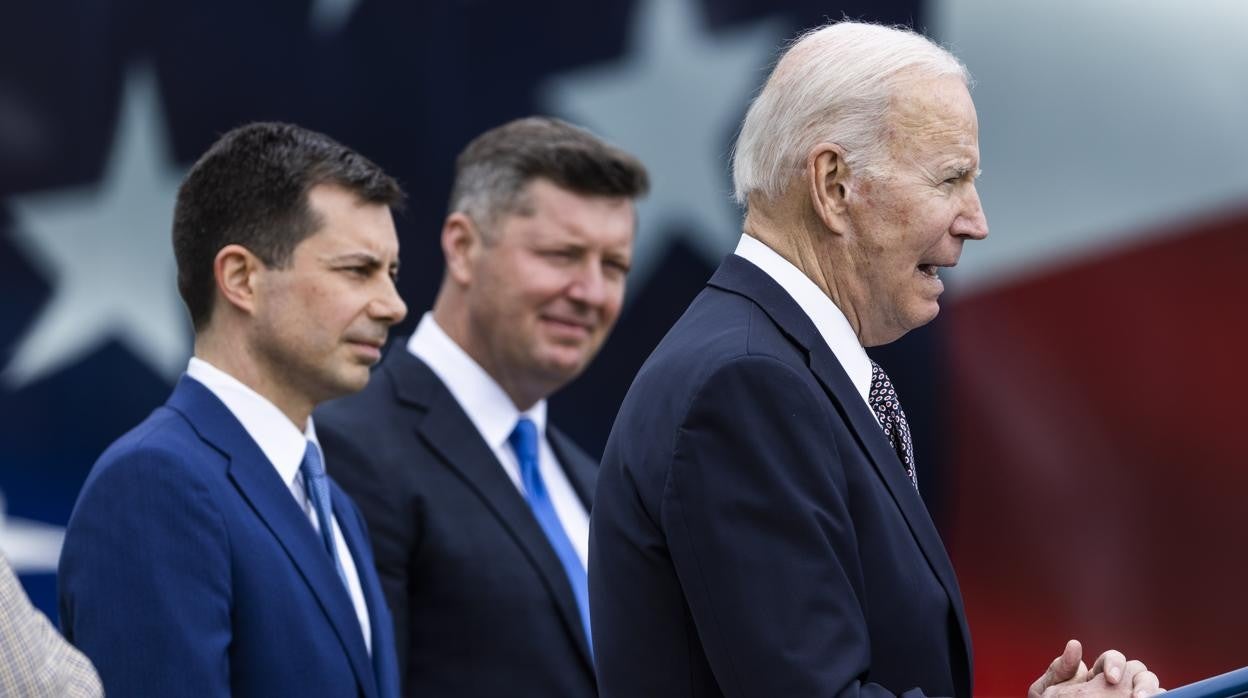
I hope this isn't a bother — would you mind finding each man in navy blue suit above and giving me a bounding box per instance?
[317,117,647,697]
[58,122,406,697]
[591,21,1161,698]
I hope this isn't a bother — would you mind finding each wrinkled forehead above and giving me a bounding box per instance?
[886,75,980,152]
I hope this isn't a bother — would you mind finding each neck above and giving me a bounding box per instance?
[194,329,313,430]
[431,296,545,412]
[742,194,868,344]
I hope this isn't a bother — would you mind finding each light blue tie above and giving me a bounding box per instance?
[508,417,592,654]
[301,441,349,591]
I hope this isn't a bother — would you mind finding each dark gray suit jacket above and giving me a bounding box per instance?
[317,345,598,698]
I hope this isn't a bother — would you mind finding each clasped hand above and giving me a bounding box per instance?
[1029,640,1162,698]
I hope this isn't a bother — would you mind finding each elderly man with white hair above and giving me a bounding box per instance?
[590,20,1161,698]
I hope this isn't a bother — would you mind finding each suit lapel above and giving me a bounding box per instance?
[707,257,973,668]
[167,377,378,698]
[384,351,595,668]
[333,489,399,698]
[548,428,596,510]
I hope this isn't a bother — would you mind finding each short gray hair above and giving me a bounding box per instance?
[731,21,970,204]
[449,116,649,233]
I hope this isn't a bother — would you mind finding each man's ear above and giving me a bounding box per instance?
[807,143,853,235]
[441,212,482,286]
[213,244,265,317]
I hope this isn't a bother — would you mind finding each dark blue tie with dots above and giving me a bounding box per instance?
[868,360,918,489]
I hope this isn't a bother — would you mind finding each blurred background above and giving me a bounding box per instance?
[2,0,1245,694]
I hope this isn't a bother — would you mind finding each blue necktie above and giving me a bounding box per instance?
[301,441,350,590]
[508,417,592,653]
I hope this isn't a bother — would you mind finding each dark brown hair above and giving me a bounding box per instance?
[173,121,403,329]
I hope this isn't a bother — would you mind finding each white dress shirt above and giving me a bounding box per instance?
[406,313,591,569]
[733,233,876,417]
[186,357,372,653]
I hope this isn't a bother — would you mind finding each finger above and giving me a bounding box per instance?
[1121,660,1149,681]
[1130,670,1163,698]
[1071,661,1090,684]
[1051,640,1084,683]
[1091,649,1127,684]
[1030,640,1084,696]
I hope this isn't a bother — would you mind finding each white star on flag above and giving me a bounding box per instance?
[543,0,786,287]
[6,66,191,388]
[310,0,361,35]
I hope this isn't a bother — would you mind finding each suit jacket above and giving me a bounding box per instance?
[58,376,399,698]
[1,552,101,698]
[591,256,973,698]
[316,345,598,698]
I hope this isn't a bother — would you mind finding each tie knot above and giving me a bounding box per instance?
[300,440,326,481]
[508,417,539,465]
[869,360,899,406]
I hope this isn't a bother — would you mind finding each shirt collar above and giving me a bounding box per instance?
[406,313,547,450]
[186,357,316,487]
[733,233,873,406]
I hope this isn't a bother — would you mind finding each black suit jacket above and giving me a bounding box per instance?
[591,256,973,697]
[317,345,598,698]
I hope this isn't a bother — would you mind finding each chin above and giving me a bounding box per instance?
[903,313,940,336]
[332,370,371,396]
[536,353,589,383]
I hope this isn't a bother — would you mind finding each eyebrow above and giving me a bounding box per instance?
[327,252,400,272]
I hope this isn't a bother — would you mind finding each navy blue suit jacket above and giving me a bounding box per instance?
[317,347,597,697]
[591,256,973,697]
[59,376,400,698]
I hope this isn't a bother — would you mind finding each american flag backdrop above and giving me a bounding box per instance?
[1,1,1245,694]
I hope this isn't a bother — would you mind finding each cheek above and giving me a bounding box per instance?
[599,286,626,325]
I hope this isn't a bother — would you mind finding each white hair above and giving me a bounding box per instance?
[731,21,970,204]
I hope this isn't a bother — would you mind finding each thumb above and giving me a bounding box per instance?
[1029,640,1083,698]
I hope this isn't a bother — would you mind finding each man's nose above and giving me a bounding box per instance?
[952,185,988,240]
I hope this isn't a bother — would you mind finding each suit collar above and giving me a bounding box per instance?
[333,490,400,698]
[707,256,973,670]
[547,427,595,509]
[382,349,596,669]
[406,312,549,448]
[731,237,874,405]
[185,357,314,496]
[166,376,382,698]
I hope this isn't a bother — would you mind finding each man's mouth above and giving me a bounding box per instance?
[541,315,597,343]
[347,335,385,349]
[917,262,954,279]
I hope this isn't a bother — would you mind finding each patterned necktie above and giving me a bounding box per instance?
[508,417,592,654]
[300,441,350,590]
[868,360,918,489]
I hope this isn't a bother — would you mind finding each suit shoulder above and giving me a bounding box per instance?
[76,407,227,515]
[94,406,215,473]
[638,287,805,394]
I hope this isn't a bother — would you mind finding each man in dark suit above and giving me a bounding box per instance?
[58,122,406,697]
[316,116,648,697]
[591,21,1162,698]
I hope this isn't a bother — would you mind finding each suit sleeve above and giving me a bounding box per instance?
[59,445,232,697]
[663,354,930,698]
